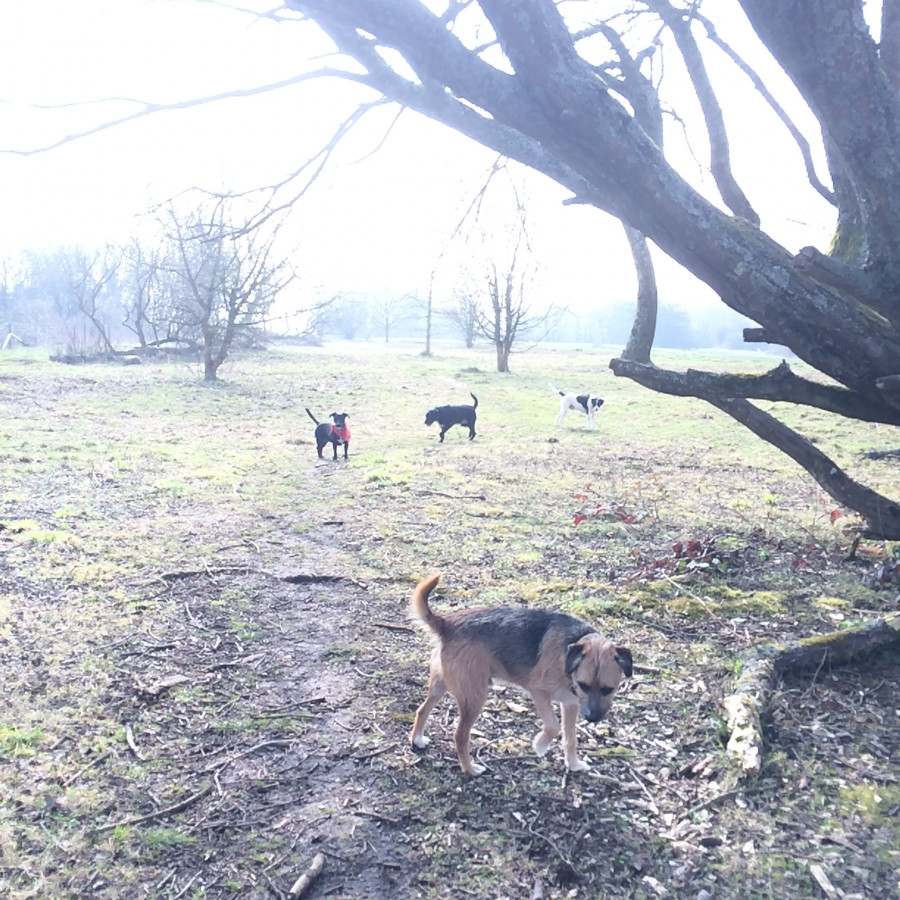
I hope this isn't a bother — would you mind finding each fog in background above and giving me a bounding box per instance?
[0,0,835,350]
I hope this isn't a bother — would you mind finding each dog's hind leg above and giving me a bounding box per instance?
[411,675,447,750]
[453,685,489,775]
[561,701,589,772]
[530,689,561,757]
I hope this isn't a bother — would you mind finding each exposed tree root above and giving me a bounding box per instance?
[722,613,900,779]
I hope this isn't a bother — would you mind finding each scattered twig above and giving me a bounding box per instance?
[632,663,662,675]
[140,673,191,697]
[205,652,265,672]
[662,574,721,618]
[370,621,416,634]
[119,642,177,659]
[183,601,203,627]
[353,745,391,762]
[262,869,287,899]
[354,808,402,825]
[92,783,213,833]
[526,816,578,876]
[47,734,73,751]
[63,751,112,787]
[171,872,202,900]
[624,764,659,813]
[155,869,177,891]
[417,489,487,500]
[160,565,256,581]
[289,852,325,897]
[249,697,327,719]
[684,787,748,817]
[124,724,144,760]
[203,739,294,774]
[808,863,838,898]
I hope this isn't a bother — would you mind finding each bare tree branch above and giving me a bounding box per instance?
[647,0,759,224]
[1,71,356,156]
[610,357,900,425]
[693,10,835,205]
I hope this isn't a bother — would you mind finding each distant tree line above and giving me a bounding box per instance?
[309,291,757,352]
[0,193,296,380]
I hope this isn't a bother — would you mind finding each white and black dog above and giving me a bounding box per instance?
[550,384,604,429]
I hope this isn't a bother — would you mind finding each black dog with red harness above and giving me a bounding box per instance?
[305,409,351,460]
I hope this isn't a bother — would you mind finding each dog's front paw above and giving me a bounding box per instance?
[411,735,430,749]
[532,733,555,757]
[464,763,486,776]
[566,757,590,773]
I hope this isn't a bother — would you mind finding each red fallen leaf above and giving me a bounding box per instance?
[672,541,683,556]
[573,514,587,525]
[686,540,704,557]
[573,494,588,501]
[830,509,842,523]
[792,556,808,568]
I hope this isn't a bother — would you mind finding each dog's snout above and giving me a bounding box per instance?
[582,704,607,723]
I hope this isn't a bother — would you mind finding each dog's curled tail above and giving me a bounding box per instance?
[549,383,565,397]
[305,407,320,425]
[470,392,478,409]
[411,574,447,635]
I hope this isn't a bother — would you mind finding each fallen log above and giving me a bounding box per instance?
[721,612,900,778]
[289,852,325,897]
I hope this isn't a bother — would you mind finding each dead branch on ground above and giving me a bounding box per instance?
[722,612,900,779]
[289,852,326,897]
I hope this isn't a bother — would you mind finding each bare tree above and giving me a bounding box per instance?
[369,291,416,343]
[59,246,121,354]
[442,287,479,349]
[160,195,294,381]
[120,238,172,348]
[288,0,900,538]
[467,221,554,372]
[311,292,369,340]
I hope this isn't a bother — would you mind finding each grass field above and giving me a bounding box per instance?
[1,341,898,899]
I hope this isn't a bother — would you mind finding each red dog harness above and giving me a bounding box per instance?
[331,423,350,442]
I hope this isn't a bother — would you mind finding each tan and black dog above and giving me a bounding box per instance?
[409,574,632,775]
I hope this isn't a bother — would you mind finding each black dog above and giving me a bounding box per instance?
[424,392,478,442]
[305,408,350,460]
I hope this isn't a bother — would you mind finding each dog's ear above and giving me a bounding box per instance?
[329,412,338,419]
[565,641,586,676]
[615,646,633,678]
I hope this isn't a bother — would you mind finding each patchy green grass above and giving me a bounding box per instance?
[0,340,898,899]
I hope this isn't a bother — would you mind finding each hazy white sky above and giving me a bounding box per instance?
[0,0,836,314]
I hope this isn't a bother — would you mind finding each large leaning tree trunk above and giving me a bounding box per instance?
[286,0,900,538]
